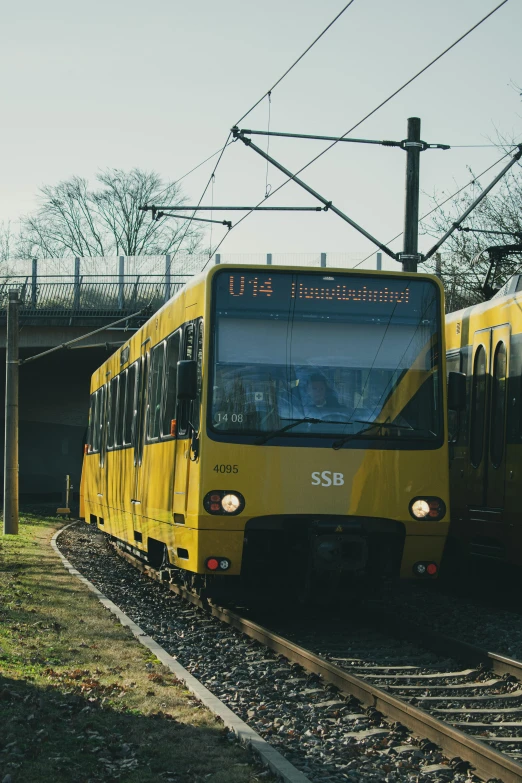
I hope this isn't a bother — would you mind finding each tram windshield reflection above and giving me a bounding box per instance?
[210,270,442,444]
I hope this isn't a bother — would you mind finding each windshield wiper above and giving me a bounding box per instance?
[332,420,434,450]
[256,416,359,445]
[255,417,322,445]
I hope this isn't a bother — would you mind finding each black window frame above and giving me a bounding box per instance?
[107,376,119,450]
[87,391,98,454]
[192,319,204,434]
[446,349,461,376]
[490,340,507,468]
[91,388,101,453]
[87,319,204,456]
[98,384,107,468]
[123,362,139,447]
[134,352,149,466]
[207,269,445,451]
[470,344,487,469]
[177,322,196,439]
[161,327,182,440]
[146,341,166,443]
[115,369,127,448]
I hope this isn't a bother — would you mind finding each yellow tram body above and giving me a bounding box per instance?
[81,265,450,587]
[446,277,522,564]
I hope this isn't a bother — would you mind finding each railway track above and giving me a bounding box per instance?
[111,544,522,783]
[57,523,522,783]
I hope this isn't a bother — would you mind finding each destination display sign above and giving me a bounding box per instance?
[213,270,436,316]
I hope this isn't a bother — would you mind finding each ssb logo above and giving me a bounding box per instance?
[311,471,345,487]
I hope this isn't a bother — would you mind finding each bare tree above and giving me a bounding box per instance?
[422,142,522,311]
[0,221,17,274]
[17,169,202,260]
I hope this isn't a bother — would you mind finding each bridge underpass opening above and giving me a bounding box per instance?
[0,345,115,502]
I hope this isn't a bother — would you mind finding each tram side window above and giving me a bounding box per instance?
[116,370,127,447]
[99,385,107,455]
[470,345,487,467]
[177,323,195,439]
[108,377,119,449]
[446,351,461,376]
[185,322,195,361]
[147,343,165,440]
[88,392,97,453]
[490,342,507,467]
[123,363,138,446]
[91,385,106,456]
[192,320,203,433]
[162,329,181,438]
[92,391,100,452]
[446,351,461,442]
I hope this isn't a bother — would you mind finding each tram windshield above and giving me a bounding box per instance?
[210,270,443,445]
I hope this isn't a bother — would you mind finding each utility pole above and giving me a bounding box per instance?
[3,290,19,535]
[402,117,422,273]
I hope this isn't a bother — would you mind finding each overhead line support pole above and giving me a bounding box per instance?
[142,206,324,212]
[240,128,449,150]
[3,290,19,535]
[401,117,422,273]
[232,127,397,261]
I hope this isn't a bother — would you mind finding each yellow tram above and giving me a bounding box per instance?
[446,275,522,565]
[80,265,450,593]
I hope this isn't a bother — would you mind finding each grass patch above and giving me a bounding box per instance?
[0,512,272,783]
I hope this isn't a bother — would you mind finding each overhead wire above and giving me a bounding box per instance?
[235,0,359,127]
[243,0,510,203]
[147,140,235,209]
[204,0,511,267]
[449,143,518,148]
[145,0,358,252]
[184,0,360,266]
[151,0,360,276]
[148,131,233,300]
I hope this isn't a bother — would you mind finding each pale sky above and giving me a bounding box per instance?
[1,0,520,270]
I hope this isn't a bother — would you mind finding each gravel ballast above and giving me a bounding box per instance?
[56,523,491,783]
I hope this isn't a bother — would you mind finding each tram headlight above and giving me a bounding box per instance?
[410,499,430,519]
[204,490,245,515]
[409,497,446,521]
[221,494,241,513]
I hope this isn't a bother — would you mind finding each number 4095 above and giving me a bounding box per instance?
[213,464,238,474]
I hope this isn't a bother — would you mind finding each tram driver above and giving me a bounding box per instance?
[304,373,344,417]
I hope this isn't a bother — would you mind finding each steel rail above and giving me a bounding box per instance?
[111,544,522,783]
[366,608,522,681]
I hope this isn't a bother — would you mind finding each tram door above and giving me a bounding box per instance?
[468,325,510,514]
[131,343,150,520]
[173,321,196,518]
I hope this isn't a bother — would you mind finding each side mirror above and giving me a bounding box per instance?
[448,371,466,412]
[177,360,198,400]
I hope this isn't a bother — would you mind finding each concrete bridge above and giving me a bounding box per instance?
[0,260,192,500]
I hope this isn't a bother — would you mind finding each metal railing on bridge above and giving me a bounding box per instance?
[0,274,192,325]
[0,251,376,325]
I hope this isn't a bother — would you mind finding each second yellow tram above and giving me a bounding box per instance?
[446,274,522,565]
